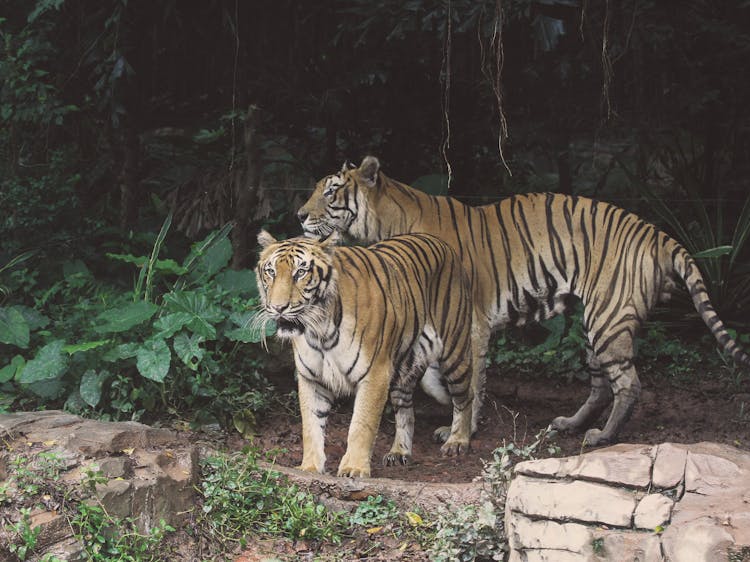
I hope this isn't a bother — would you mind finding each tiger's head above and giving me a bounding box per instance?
[255,230,338,339]
[297,156,381,242]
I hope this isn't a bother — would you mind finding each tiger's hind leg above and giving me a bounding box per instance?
[552,344,613,433]
[384,353,422,467]
[583,356,641,447]
[433,316,489,443]
[555,325,641,447]
[437,337,474,457]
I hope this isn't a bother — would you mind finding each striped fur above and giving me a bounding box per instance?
[255,230,474,477]
[297,156,750,447]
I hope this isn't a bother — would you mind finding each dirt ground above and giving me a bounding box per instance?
[251,362,750,483]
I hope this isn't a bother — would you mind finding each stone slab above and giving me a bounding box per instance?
[506,475,636,527]
[515,443,654,488]
[634,493,674,530]
[652,443,688,489]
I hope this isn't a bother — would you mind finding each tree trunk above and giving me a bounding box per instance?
[231,105,261,269]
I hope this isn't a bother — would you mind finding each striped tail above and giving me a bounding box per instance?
[673,245,750,367]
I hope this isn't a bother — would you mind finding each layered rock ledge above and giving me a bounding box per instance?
[505,442,750,562]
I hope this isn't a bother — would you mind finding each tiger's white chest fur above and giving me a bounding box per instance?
[291,314,365,397]
[291,314,445,399]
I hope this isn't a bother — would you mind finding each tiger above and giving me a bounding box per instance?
[297,156,750,447]
[254,229,475,477]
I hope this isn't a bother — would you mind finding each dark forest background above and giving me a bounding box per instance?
[1,0,750,421]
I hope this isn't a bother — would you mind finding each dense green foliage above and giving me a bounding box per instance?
[0,220,274,425]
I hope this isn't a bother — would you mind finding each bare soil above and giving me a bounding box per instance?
[251,362,750,483]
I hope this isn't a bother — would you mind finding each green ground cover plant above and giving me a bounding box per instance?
[197,448,344,550]
[428,427,560,562]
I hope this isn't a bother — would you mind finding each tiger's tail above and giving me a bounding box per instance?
[672,243,750,367]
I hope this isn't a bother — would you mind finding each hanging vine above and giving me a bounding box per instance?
[440,0,453,188]
[479,0,512,176]
[600,0,614,121]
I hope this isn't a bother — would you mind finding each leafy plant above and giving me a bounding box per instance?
[622,133,750,318]
[428,426,559,562]
[349,495,400,528]
[636,321,705,380]
[198,449,343,548]
[7,508,40,561]
[71,502,175,562]
[0,217,274,426]
[491,304,587,377]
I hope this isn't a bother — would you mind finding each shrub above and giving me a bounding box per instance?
[0,217,274,427]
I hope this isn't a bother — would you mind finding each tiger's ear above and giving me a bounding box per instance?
[341,160,357,173]
[257,230,277,248]
[358,156,380,187]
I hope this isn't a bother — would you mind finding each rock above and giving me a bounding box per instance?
[685,450,741,495]
[0,410,198,560]
[661,518,734,562]
[30,509,70,551]
[634,493,673,530]
[595,530,663,562]
[506,442,750,561]
[506,475,636,527]
[506,514,592,553]
[515,443,654,488]
[96,479,133,520]
[652,442,687,489]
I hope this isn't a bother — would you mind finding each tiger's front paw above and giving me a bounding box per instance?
[297,463,324,474]
[337,452,371,478]
[337,464,371,478]
[383,452,412,466]
[440,438,470,457]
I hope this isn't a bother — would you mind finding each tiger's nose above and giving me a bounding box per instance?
[297,210,308,223]
[272,303,289,313]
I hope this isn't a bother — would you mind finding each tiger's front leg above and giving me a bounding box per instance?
[297,373,333,474]
[338,361,391,478]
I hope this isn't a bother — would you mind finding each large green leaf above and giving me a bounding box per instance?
[17,340,69,384]
[0,307,30,348]
[93,301,158,334]
[63,340,111,354]
[173,332,205,370]
[162,291,222,339]
[152,312,193,339]
[14,305,50,331]
[107,253,187,276]
[80,369,110,407]
[214,268,258,297]
[0,355,25,383]
[26,379,66,399]
[183,227,234,285]
[102,342,140,362]
[136,338,171,382]
[692,245,733,259]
